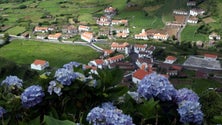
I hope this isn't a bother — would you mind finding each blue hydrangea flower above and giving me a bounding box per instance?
[54,68,78,86]
[21,85,45,108]
[1,75,23,88]
[48,81,63,96]
[176,88,199,104]
[0,107,6,118]
[63,61,81,71]
[177,101,203,125]
[137,73,177,101]
[87,102,134,125]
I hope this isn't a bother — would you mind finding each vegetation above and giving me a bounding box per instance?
[0,39,100,67]
[181,25,208,42]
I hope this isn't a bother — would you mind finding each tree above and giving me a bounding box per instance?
[3,33,10,43]
[199,90,222,123]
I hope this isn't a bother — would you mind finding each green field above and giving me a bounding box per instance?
[181,25,208,42]
[5,26,26,35]
[0,40,100,67]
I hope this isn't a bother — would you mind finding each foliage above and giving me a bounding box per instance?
[199,90,222,124]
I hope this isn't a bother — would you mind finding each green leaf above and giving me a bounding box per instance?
[137,98,159,119]
[43,115,77,125]
[212,115,222,124]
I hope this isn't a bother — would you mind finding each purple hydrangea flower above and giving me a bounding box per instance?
[176,88,199,104]
[1,75,23,88]
[137,73,177,101]
[177,101,203,125]
[54,68,78,86]
[21,85,45,108]
[63,61,81,71]
[0,107,6,118]
[48,81,63,96]
[87,102,134,125]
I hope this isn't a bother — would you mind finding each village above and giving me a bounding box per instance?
[0,0,220,86]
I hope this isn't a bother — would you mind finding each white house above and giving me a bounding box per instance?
[104,54,125,65]
[111,42,129,52]
[209,32,221,40]
[31,60,49,70]
[204,54,217,61]
[134,29,148,40]
[34,26,48,33]
[152,33,169,41]
[48,33,62,40]
[88,59,104,69]
[78,25,90,32]
[187,16,198,24]
[81,32,94,43]
[134,44,147,53]
[132,69,151,84]
[173,10,188,15]
[190,8,205,16]
[164,56,177,64]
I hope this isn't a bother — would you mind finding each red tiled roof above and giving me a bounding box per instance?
[133,69,151,80]
[107,54,124,62]
[166,56,177,61]
[33,60,47,66]
[103,50,113,55]
[95,59,104,65]
[204,54,217,58]
[48,33,62,39]
[134,44,147,48]
[171,65,182,70]
[111,42,129,48]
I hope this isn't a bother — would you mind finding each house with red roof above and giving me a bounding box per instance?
[88,59,104,69]
[48,33,62,40]
[83,65,98,75]
[132,69,152,84]
[34,26,48,33]
[78,25,90,32]
[164,56,177,64]
[104,54,125,65]
[134,44,147,53]
[103,49,114,57]
[96,16,111,26]
[81,32,94,43]
[134,29,148,40]
[111,42,130,54]
[31,59,49,70]
[204,54,217,61]
[104,6,116,14]
[111,20,128,26]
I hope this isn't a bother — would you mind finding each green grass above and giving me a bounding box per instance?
[116,10,164,35]
[5,26,26,35]
[0,39,100,68]
[181,25,208,42]
[173,78,222,95]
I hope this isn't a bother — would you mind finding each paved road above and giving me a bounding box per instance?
[177,13,190,42]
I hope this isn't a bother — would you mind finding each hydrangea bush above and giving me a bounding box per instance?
[1,75,23,88]
[0,61,206,124]
[21,85,45,108]
[137,73,177,101]
[87,102,134,125]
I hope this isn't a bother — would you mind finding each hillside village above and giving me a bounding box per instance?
[0,0,222,85]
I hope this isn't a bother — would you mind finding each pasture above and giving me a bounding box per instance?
[181,25,208,42]
[0,39,100,68]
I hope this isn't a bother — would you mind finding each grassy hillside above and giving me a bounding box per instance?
[0,40,100,68]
